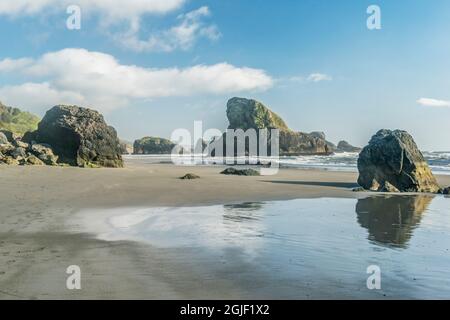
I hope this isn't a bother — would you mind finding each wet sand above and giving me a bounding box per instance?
[1,160,449,299]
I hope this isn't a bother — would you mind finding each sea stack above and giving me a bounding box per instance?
[29,105,123,168]
[216,97,331,156]
[357,129,440,193]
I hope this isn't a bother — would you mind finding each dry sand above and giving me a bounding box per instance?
[0,160,449,299]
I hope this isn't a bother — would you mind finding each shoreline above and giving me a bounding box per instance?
[1,160,449,299]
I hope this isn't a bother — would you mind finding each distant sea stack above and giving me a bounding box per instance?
[336,140,361,153]
[26,105,123,168]
[133,136,179,154]
[218,97,331,156]
[357,129,440,193]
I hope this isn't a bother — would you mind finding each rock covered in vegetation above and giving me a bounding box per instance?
[214,97,331,156]
[29,105,123,168]
[220,167,260,176]
[357,129,440,193]
[0,101,40,136]
[133,136,182,154]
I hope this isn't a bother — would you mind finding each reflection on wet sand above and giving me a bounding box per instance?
[223,202,264,221]
[356,195,434,248]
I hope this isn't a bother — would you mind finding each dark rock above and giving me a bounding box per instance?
[337,140,361,153]
[352,186,366,192]
[11,147,27,159]
[32,105,123,168]
[443,187,450,195]
[0,130,17,142]
[134,137,178,154]
[357,129,440,193]
[0,131,8,144]
[30,143,58,165]
[220,167,260,176]
[180,173,200,180]
[211,97,331,156]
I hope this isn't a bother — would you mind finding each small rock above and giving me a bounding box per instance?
[13,140,29,149]
[0,130,17,143]
[443,187,450,195]
[0,132,8,145]
[31,143,58,165]
[180,173,200,180]
[11,147,27,159]
[2,156,19,165]
[26,155,44,166]
[352,186,366,192]
[380,181,400,193]
[220,167,260,176]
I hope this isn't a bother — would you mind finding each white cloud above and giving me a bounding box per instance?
[307,73,332,82]
[0,1,219,53]
[417,98,450,108]
[113,6,221,52]
[0,58,33,72]
[0,0,185,18]
[0,48,273,113]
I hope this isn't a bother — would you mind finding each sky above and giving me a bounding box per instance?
[0,0,450,150]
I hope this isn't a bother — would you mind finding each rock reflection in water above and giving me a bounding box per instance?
[222,202,266,240]
[356,195,434,248]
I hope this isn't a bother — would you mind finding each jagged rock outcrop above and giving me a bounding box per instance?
[0,133,58,166]
[337,140,361,153]
[211,97,331,156]
[357,129,440,193]
[134,137,180,154]
[27,105,123,168]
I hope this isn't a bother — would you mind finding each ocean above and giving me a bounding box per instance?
[124,151,450,175]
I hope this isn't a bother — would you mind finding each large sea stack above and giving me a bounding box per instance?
[28,105,123,168]
[214,97,330,156]
[357,129,440,193]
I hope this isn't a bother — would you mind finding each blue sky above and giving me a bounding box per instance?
[0,0,450,150]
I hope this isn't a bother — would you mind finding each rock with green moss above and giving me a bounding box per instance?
[0,101,40,136]
[215,97,330,156]
[30,105,123,168]
[134,137,178,154]
[227,97,289,131]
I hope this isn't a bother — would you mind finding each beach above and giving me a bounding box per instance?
[1,159,450,299]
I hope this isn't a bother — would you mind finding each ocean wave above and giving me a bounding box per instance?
[124,151,450,175]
